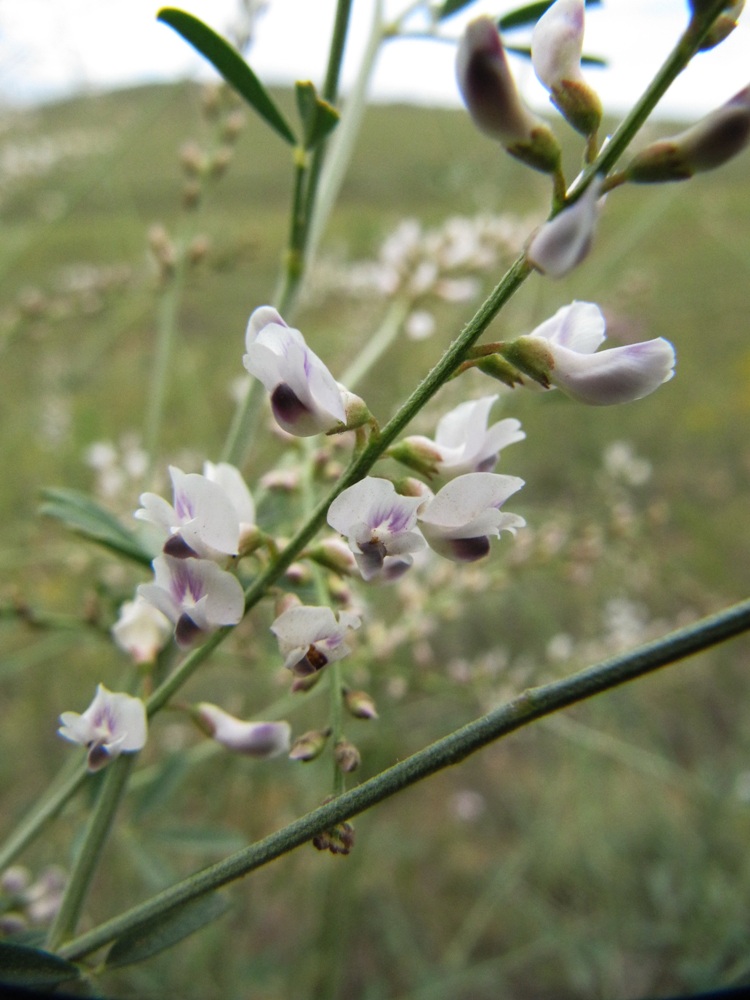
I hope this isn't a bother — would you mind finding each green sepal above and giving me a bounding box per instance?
[105,892,231,969]
[39,488,153,567]
[157,8,296,146]
[0,941,80,988]
[295,81,340,151]
[476,354,526,388]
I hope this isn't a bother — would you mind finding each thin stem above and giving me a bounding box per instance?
[0,759,88,872]
[567,0,731,198]
[60,597,750,962]
[46,755,136,951]
[143,264,186,486]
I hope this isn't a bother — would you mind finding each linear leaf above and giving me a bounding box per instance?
[500,0,602,31]
[436,0,479,20]
[0,942,80,987]
[40,488,153,567]
[106,892,230,969]
[157,8,296,145]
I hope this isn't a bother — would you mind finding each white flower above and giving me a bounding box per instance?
[136,465,246,560]
[526,177,604,278]
[531,0,602,136]
[532,0,586,92]
[519,301,676,405]
[243,306,347,436]
[417,473,525,562]
[111,596,172,664]
[326,477,426,581]
[194,704,291,758]
[137,554,245,647]
[58,684,147,772]
[270,605,361,676]
[399,395,524,478]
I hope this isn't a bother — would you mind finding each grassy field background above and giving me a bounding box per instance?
[1,79,750,999]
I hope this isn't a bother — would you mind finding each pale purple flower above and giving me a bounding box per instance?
[111,596,172,664]
[326,477,426,580]
[270,605,361,676]
[136,465,244,560]
[194,703,291,758]
[243,306,347,436]
[518,301,676,405]
[418,473,525,563]
[398,395,524,478]
[526,176,604,278]
[58,684,147,772]
[456,16,561,173]
[138,554,244,647]
[531,0,602,135]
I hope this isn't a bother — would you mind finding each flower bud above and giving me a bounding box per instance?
[334,739,361,773]
[305,537,358,575]
[288,727,331,761]
[193,704,291,758]
[312,821,355,855]
[343,688,379,720]
[689,1,745,50]
[625,85,750,182]
[531,0,602,137]
[456,16,562,174]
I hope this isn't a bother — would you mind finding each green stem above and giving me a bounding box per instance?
[59,596,750,962]
[567,0,732,198]
[46,755,136,951]
[339,296,412,390]
[143,262,186,485]
[0,759,88,872]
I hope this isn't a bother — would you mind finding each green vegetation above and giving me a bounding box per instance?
[1,80,749,998]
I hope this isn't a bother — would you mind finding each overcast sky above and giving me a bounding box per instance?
[0,0,747,119]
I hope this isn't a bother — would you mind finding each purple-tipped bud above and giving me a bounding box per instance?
[343,688,379,720]
[457,16,561,174]
[625,85,750,182]
[194,704,291,758]
[288,727,331,761]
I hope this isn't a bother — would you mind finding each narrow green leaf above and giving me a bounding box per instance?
[39,488,153,567]
[500,0,602,31]
[295,81,340,151]
[436,0,479,20]
[0,942,80,987]
[106,892,230,969]
[157,8,296,145]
